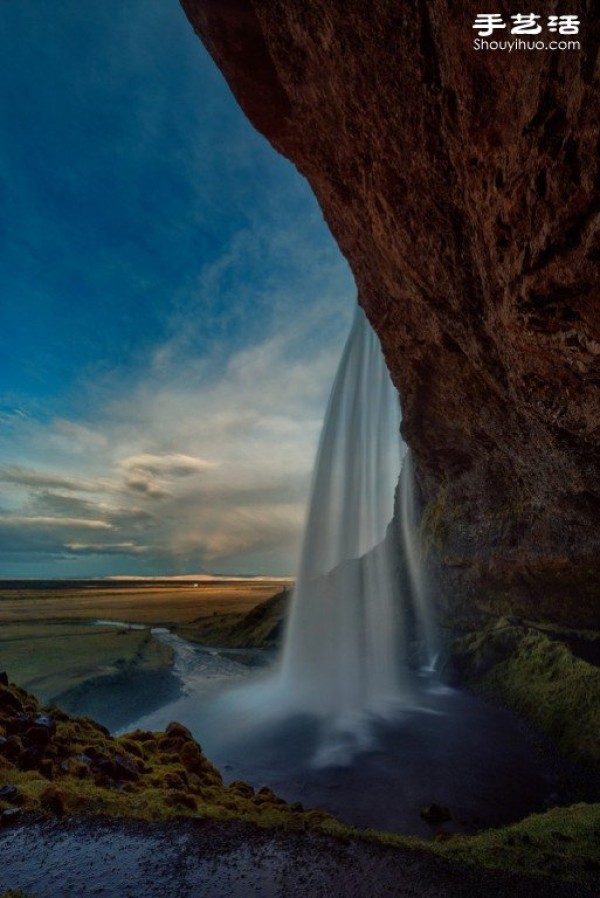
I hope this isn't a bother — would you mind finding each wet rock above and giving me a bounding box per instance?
[163,771,188,791]
[112,752,139,779]
[0,783,22,805]
[2,736,23,760]
[33,713,56,733]
[94,752,140,783]
[0,687,24,713]
[75,753,94,767]
[421,804,452,825]
[40,786,66,816]
[166,722,193,741]
[27,725,54,747]
[39,758,56,779]
[0,807,22,826]
[17,746,43,771]
[0,672,8,687]
[432,831,455,842]
[127,729,155,743]
[4,712,33,736]
[228,780,255,798]
[255,786,286,806]
[180,740,203,773]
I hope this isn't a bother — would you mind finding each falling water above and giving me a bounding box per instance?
[275,306,435,762]
[398,451,438,669]
[279,307,402,717]
[213,306,436,766]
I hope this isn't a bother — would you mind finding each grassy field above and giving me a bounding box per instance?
[0,621,172,702]
[0,581,288,702]
[0,582,290,625]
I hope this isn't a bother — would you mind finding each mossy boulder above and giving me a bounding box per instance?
[0,675,325,832]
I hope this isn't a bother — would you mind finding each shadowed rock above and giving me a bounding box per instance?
[180,0,600,627]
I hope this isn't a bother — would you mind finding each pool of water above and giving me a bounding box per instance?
[115,627,568,837]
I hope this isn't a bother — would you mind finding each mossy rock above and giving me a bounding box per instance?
[447,621,600,770]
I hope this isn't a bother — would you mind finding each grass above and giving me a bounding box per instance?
[2,586,599,884]
[0,583,288,626]
[448,619,600,770]
[434,801,600,878]
[0,678,334,833]
[0,582,286,704]
[177,588,289,648]
[320,801,600,881]
[0,622,173,703]
[1,676,599,884]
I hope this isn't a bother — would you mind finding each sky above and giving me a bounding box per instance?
[0,0,355,578]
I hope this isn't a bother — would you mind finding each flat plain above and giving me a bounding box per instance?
[0,581,290,625]
[0,580,289,703]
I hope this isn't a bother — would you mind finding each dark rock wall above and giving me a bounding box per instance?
[181,1,600,627]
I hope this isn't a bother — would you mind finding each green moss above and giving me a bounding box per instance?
[177,588,289,649]
[0,622,173,701]
[419,488,448,557]
[434,801,600,879]
[304,801,600,882]
[0,678,334,833]
[448,621,600,769]
[2,674,599,884]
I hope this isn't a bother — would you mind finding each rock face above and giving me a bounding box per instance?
[181,1,600,627]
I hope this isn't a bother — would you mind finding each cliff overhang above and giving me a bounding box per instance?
[181,1,600,628]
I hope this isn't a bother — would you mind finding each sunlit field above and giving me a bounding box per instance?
[0,581,290,625]
[0,581,290,704]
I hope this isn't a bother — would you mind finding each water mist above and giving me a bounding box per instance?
[216,306,436,765]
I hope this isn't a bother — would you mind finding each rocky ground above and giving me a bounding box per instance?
[1,816,599,898]
[1,669,600,895]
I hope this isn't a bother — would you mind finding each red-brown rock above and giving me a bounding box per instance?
[181,1,600,627]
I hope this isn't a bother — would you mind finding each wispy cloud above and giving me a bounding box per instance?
[0,0,356,577]
[0,308,352,575]
[2,516,114,531]
[0,467,106,493]
[65,542,153,556]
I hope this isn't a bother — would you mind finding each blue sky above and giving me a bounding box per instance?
[0,0,354,577]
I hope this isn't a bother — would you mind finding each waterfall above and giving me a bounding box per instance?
[279,307,403,718]
[215,306,436,766]
[398,451,438,669]
[275,306,435,763]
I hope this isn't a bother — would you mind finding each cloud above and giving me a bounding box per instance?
[52,420,110,452]
[0,466,103,493]
[120,453,217,477]
[0,306,354,576]
[2,516,113,531]
[201,504,305,562]
[0,294,356,574]
[0,0,361,577]
[65,542,152,556]
[117,452,218,499]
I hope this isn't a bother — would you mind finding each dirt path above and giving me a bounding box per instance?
[0,818,596,898]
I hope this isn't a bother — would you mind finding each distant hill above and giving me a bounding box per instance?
[177,587,291,649]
